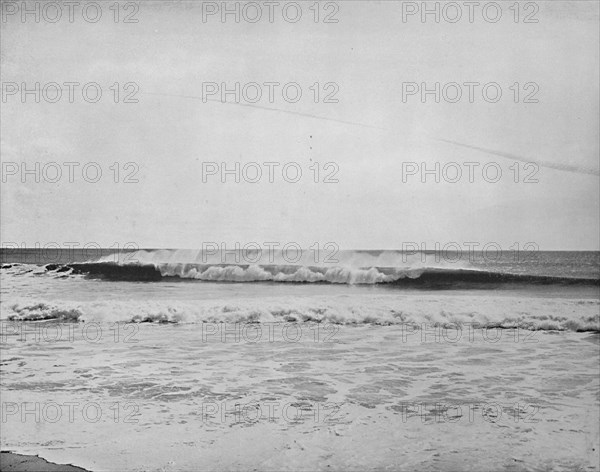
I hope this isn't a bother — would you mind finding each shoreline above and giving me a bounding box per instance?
[0,452,90,472]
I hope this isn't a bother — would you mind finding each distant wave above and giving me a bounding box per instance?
[2,262,598,288]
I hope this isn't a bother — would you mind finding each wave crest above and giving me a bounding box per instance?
[3,260,599,287]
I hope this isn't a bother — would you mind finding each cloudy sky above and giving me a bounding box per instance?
[1,0,598,249]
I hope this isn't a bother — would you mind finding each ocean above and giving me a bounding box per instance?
[1,249,599,471]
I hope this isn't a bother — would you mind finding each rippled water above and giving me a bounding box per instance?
[2,324,599,471]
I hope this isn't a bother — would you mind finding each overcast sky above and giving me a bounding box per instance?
[1,0,598,250]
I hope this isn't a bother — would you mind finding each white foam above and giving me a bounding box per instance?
[2,294,598,331]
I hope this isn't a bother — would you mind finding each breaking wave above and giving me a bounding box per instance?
[2,298,599,331]
[2,261,598,288]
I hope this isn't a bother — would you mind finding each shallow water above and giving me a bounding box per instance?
[1,324,599,471]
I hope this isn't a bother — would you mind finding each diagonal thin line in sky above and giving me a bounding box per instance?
[436,138,600,177]
[144,92,388,131]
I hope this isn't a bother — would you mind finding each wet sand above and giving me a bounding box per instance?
[0,452,89,471]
